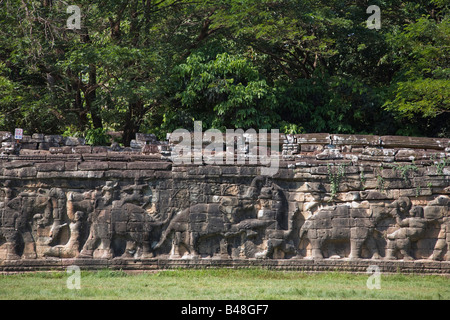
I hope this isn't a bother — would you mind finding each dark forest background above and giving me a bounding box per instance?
[0,0,448,146]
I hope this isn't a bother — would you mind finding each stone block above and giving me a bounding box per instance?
[315,217,332,229]
[301,144,324,152]
[105,170,138,179]
[334,205,350,217]
[198,166,221,176]
[331,227,347,238]
[394,149,432,161]
[424,206,446,220]
[36,162,65,172]
[74,146,92,154]
[64,161,78,171]
[296,133,331,145]
[1,131,12,142]
[2,161,33,169]
[20,142,37,150]
[114,222,127,234]
[136,133,157,143]
[350,227,369,239]
[155,171,172,179]
[63,137,85,146]
[360,191,387,200]
[107,162,127,170]
[331,134,380,146]
[49,147,73,154]
[44,135,64,144]
[381,136,448,150]
[130,140,144,149]
[78,161,108,171]
[350,208,369,219]
[92,146,108,154]
[139,170,155,178]
[363,147,395,156]
[38,142,52,150]
[316,148,343,160]
[221,166,239,176]
[31,133,44,141]
[142,144,160,154]
[127,161,171,170]
[353,218,372,228]
[4,167,36,177]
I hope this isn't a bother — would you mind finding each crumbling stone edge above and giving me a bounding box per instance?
[1,258,450,275]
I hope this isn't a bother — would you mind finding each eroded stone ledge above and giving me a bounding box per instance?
[1,258,449,275]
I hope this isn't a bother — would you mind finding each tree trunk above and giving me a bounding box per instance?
[86,64,102,129]
[122,100,145,147]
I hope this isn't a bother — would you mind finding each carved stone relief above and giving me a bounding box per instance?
[0,132,449,269]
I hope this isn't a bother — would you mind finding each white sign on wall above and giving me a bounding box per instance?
[14,128,23,140]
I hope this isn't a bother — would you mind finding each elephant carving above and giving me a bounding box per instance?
[299,203,391,259]
[79,202,172,259]
[79,181,171,259]
[385,196,450,261]
[153,203,230,258]
[153,176,292,259]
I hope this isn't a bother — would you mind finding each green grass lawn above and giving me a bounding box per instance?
[0,268,448,300]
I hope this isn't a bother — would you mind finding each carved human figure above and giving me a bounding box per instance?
[0,181,22,260]
[0,181,37,259]
[44,211,84,258]
[429,217,449,261]
[45,188,67,240]
[385,205,428,260]
[253,181,297,259]
[79,181,117,259]
[427,196,450,261]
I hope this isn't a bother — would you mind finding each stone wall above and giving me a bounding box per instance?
[1,132,449,273]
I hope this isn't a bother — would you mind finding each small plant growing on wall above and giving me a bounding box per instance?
[360,171,366,190]
[327,163,346,200]
[430,154,449,176]
[391,161,418,183]
[374,167,386,193]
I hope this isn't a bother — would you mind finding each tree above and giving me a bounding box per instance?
[1,0,448,140]
[384,15,450,136]
[170,51,279,130]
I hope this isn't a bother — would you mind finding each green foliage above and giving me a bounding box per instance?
[327,164,346,199]
[431,155,449,176]
[385,79,449,119]
[360,171,366,189]
[0,0,449,139]
[63,126,111,146]
[172,52,279,130]
[84,128,111,146]
[392,162,419,182]
[384,15,450,136]
[375,167,386,193]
